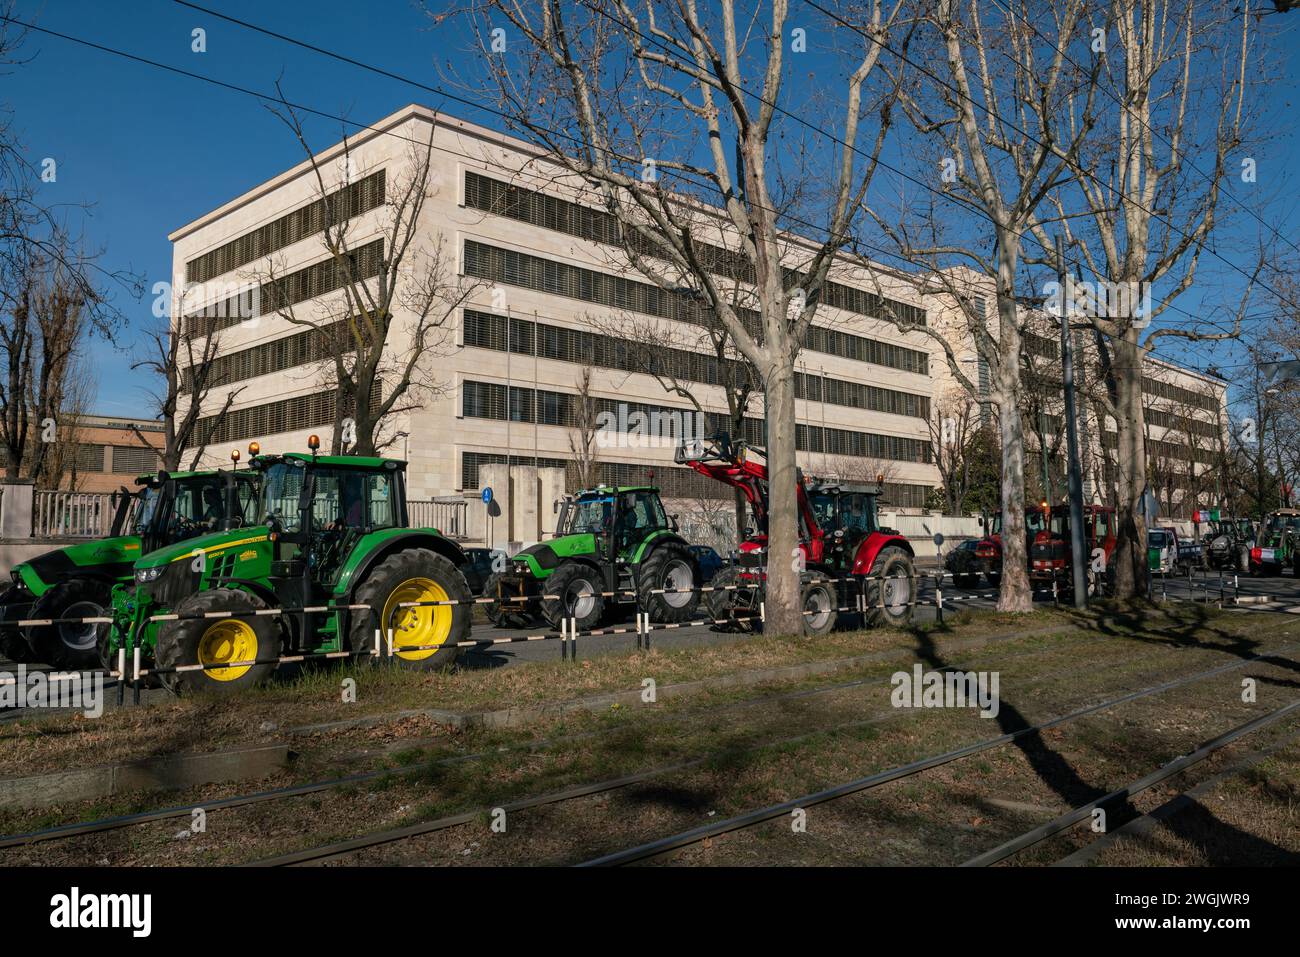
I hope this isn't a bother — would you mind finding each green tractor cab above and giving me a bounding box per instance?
[1249,509,1300,577]
[1,458,260,669]
[108,441,472,694]
[483,485,699,631]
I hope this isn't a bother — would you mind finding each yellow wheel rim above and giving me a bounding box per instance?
[197,619,258,681]
[381,577,452,661]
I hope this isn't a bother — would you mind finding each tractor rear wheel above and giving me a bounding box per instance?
[351,548,471,670]
[156,589,279,695]
[27,579,113,671]
[637,543,699,624]
[862,547,916,628]
[482,571,535,628]
[540,563,605,632]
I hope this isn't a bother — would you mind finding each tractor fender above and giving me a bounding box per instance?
[631,531,693,565]
[851,532,914,575]
[335,531,469,601]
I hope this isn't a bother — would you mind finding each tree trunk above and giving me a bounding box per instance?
[994,291,1033,613]
[764,362,802,635]
[1111,333,1148,600]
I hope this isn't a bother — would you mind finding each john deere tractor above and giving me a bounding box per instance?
[0,460,260,669]
[106,441,472,694]
[483,485,699,631]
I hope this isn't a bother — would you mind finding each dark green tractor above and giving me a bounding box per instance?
[0,462,260,669]
[483,485,699,631]
[107,442,472,694]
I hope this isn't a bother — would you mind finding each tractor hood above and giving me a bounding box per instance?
[14,535,143,593]
[135,526,270,570]
[513,535,597,576]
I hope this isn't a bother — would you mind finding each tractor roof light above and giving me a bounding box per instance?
[230,448,240,465]
[248,441,261,456]
[308,434,320,453]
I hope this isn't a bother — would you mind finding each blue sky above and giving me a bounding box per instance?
[4,0,1298,417]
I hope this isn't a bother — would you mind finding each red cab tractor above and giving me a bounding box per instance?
[675,433,917,635]
[1029,503,1118,594]
[961,508,1047,588]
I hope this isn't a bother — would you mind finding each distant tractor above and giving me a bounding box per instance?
[675,433,916,635]
[966,507,1046,588]
[0,458,260,669]
[1029,503,1118,594]
[107,439,472,694]
[1202,517,1255,572]
[1249,509,1300,577]
[483,485,699,631]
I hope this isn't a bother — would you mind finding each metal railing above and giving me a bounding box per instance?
[31,490,121,538]
[408,497,470,539]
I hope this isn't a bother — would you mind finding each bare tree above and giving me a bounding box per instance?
[873,0,1099,611]
[927,389,982,514]
[132,301,244,471]
[462,0,905,633]
[266,98,483,455]
[1043,0,1260,597]
[568,365,601,489]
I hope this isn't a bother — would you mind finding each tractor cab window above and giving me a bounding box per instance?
[314,468,397,531]
[617,491,667,536]
[809,493,839,532]
[132,485,164,535]
[1093,510,1112,539]
[233,476,259,527]
[839,494,876,534]
[173,477,228,535]
[566,496,614,534]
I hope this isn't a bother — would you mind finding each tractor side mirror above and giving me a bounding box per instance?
[670,514,679,532]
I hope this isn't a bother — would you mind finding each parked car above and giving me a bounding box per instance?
[688,544,725,583]
[460,546,498,595]
[944,539,984,588]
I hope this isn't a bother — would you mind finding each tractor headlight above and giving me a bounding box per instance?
[513,560,529,575]
[135,566,164,583]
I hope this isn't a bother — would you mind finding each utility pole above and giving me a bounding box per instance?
[1057,235,1088,607]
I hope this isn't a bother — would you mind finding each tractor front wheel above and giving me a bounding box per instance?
[637,543,699,624]
[540,563,605,632]
[156,589,280,695]
[26,579,113,671]
[704,565,755,632]
[862,547,917,628]
[351,549,472,670]
[800,575,836,637]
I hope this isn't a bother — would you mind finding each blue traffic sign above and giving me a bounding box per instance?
[482,487,494,504]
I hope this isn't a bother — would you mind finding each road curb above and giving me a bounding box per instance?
[0,744,293,811]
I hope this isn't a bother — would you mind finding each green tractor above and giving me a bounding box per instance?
[107,442,473,694]
[0,459,260,669]
[483,485,699,631]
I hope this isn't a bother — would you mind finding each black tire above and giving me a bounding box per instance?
[540,563,605,632]
[482,571,535,628]
[156,588,280,695]
[350,548,471,671]
[26,578,113,670]
[954,573,980,589]
[984,571,1002,589]
[862,546,916,628]
[704,565,754,632]
[800,575,836,637]
[637,542,699,624]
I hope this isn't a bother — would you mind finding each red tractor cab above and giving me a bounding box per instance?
[675,433,917,635]
[1029,503,1118,594]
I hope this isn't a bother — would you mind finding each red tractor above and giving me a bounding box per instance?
[1029,502,1118,594]
[675,434,917,635]
[963,507,1046,588]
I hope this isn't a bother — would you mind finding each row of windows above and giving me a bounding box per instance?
[1143,375,1218,413]
[1024,331,1059,361]
[186,172,386,284]
[464,171,928,328]
[463,310,929,419]
[1101,431,1216,467]
[1146,407,1220,440]
[185,320,348,393]
[462,240,930,376]
[461,379,932,465]
[458,450,931,508]
[193,381,382,446]
[184,240,385,339]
